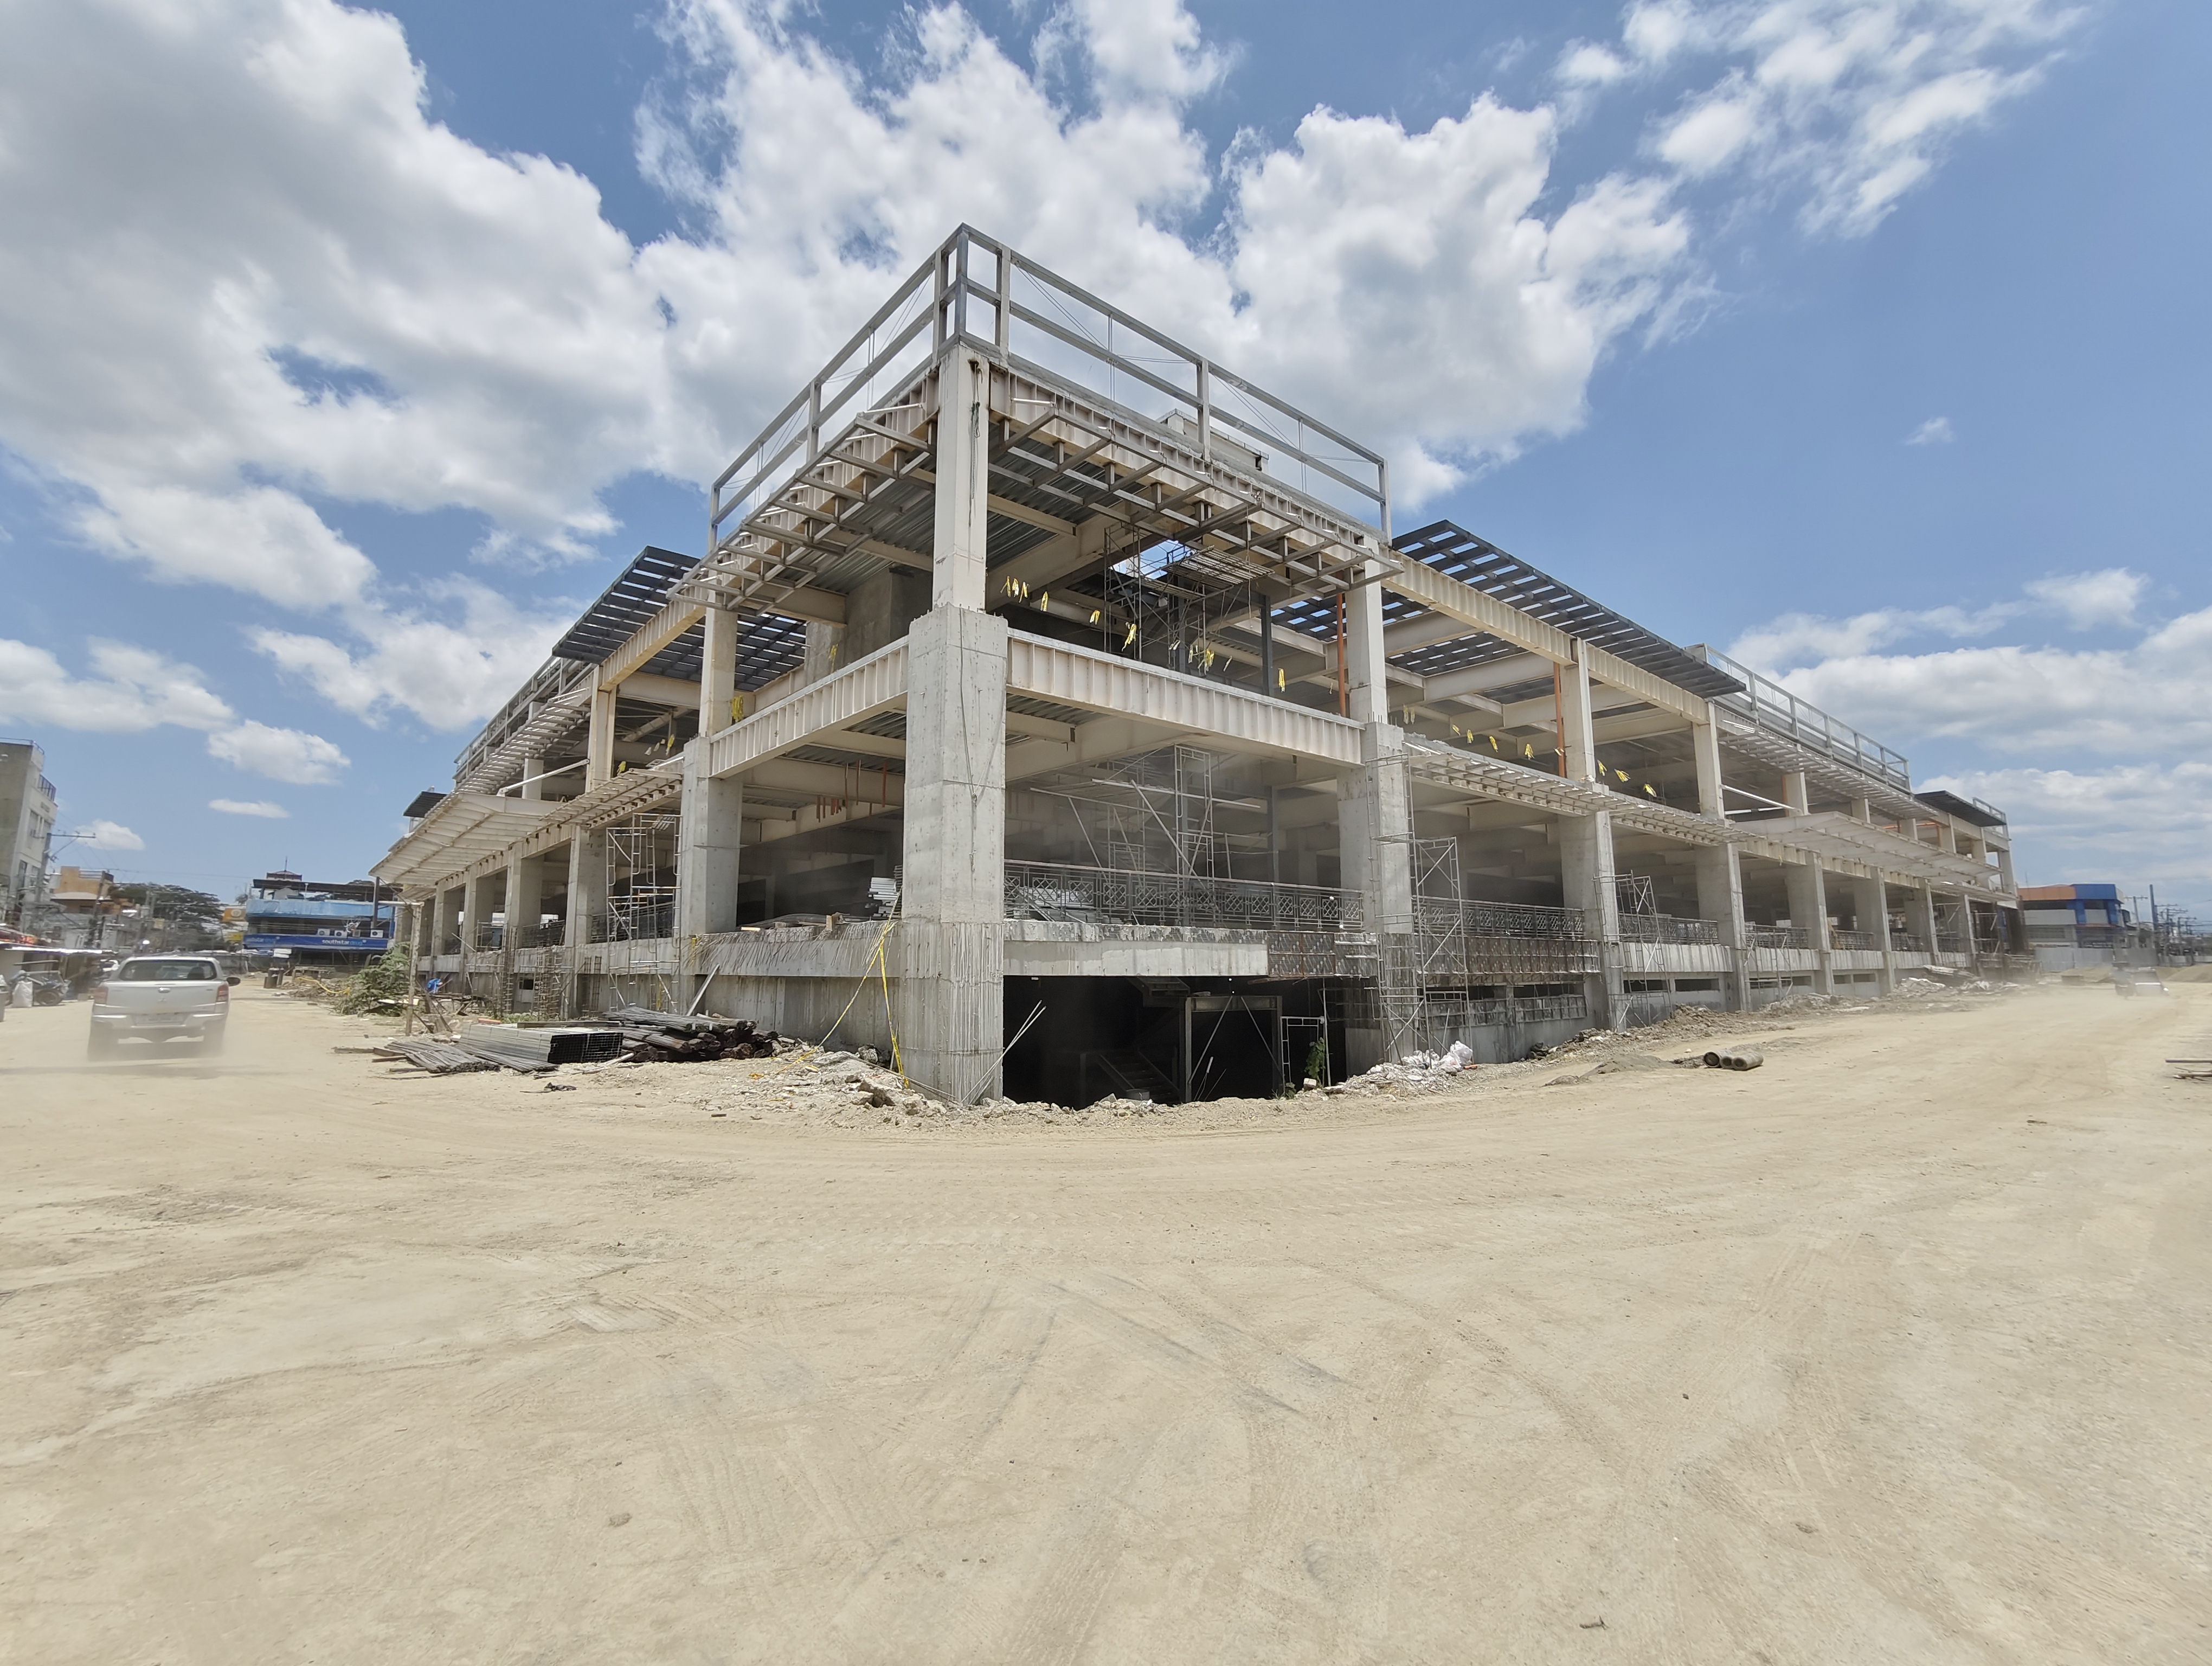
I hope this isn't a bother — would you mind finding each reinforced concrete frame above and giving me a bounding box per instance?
[375,227,2024,1101]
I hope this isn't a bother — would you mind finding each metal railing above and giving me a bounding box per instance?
[1426,899,1589,940]
[1512,994,1590,1026]
[1748,925,1812,950]
[590,903,676,944]
[1829,929,1878,951]
[472,923,503,951]
[1696,648,1911,792]
[438,934,461,956]
[1007,861,1358,932]
[1616,913,1722,945]
[710,226,1391,547]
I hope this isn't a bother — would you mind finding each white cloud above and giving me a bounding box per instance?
[250,578,572,729]
[2023,568,2143,628]
[1737,568,2211,908]
[1729,598,2019,669]
[209,798,289,818]
[1558,43,1632,86]
[1906,415,1954,445]
[1729,596,2212,758]
[72,484,378,611]
[0,637,236,733]
[79,819,144,851]
[1923,762,2212,905]
[0,636,349,781]
[205,721,349,784]
[0,0,2091,741]
[1602,1,2083,234]
[1659,87,1763,175]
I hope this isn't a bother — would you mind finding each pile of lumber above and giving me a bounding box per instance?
[606,1005,786,1063]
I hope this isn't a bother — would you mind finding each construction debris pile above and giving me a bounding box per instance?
[1321,1043,1479,1097]
[606,1006,791,1064]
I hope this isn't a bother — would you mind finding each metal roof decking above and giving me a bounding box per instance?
[549,546,695,666]
[1274,521,1746,704]
[1914,789,2008,829]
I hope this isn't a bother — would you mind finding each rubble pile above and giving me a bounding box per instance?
[1322,1041,1477,1097]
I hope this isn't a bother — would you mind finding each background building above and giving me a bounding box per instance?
[242,871,396,968]
[2019,883,2145,971]
[1,738,59,930]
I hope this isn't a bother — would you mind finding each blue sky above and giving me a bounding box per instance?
[1,0,2205,915]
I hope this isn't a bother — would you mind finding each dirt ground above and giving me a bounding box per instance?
[3,982,2208,1664]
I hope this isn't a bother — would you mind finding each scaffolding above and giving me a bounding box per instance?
[1381,837,1598,1058]
[602,812,680,942]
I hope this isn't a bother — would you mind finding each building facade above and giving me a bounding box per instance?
[2018,883,2138,970]
[1,739,59,930]
[378,227,2024,1102]
[242,872,397,965]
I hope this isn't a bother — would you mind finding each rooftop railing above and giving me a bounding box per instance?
[1695,647,1911,793]
[711,225,1392,552]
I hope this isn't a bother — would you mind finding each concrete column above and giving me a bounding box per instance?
[700,606,740,734]
[1338,721,1413,1072]
[1783,856,1833,994]
[1938,821,1959,854]
[505,855,544,948]
[1849,872,1895,992]
[1783,771,1811,816]
[564,835,604,949]
[931,351,991,611]
[1561,809,1622,1029]
[520,752,545,801]
[1343,571,1391,726]
[675,744,744,941]
[1687,717,1750,1004]
[1339,725,1413,930]
[894,607,1008,1099]
[1694,843,1752,1010]
[586,681,617,789]
[1906,882,1939,960]
[1692,719,1726,818]
[1995,844,2016,893]
[564,829,606,1017]
[461,873,498,996]
[1559,653,1597,783]
[802,619,845,686]
[1850,796,1873,823]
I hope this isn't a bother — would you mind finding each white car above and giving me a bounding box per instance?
[87,955,240,1058]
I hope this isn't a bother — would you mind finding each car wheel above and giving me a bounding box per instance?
[87,1029,119,1060]
[200,1029,227,1058]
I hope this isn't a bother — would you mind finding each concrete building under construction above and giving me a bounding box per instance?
[376,227,2024,1103]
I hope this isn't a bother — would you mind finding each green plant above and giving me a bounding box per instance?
[333,943,414,1014]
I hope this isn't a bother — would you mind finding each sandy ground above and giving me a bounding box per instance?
[3,983,2208,1664]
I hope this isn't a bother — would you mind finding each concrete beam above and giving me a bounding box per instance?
[1005,636,1364,768]
[746,758,906,806]
[618,670,705,710]
[703,642,909,780]
[1384,560,1709,724]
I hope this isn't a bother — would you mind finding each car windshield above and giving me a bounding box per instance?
[120,960,216,982]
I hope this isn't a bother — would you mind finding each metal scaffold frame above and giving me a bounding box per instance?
[602,812,680,944]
